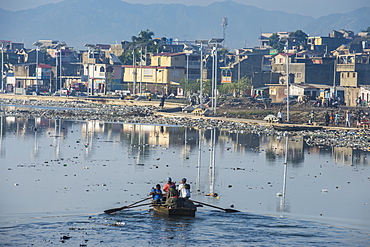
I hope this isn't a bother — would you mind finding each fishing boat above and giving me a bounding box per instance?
[273,125,323,131]
[152,198,197,217]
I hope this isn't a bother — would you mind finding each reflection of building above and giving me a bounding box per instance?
[260,136,304,165]
[332,146,369,166]
[121,124,170,146]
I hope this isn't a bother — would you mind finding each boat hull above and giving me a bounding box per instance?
[273,125,322,131]
[153,205,196,217]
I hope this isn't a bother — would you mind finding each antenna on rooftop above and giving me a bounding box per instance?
[222,17,228,48]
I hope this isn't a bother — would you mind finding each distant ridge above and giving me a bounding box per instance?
[0,0,368,49]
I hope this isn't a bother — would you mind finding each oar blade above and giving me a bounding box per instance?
[104,207,125,214]
[224,208,239,213]
[104,197,151,214]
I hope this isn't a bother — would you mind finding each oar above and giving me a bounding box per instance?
[190,199,239,213]
[121,202,154,209]
[104,197,151,214]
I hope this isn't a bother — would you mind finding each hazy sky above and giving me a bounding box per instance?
[1,0,369,17]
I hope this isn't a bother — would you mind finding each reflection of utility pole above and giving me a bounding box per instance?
[209,128,216,194]
[280,134,289,212]
[197,128,202,193]
[0,116,3,155]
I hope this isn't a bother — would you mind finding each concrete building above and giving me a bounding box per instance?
[272,53,336,86]
[337,53,370,87]
[123,52,193,94]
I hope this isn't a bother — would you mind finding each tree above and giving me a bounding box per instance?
[362,27,370,34]
[119,29,163,65]
[268,33,284,52]
[289,30,308,50]
[218,76,251,97]
[234,76,252,96]
[180,78,200,97]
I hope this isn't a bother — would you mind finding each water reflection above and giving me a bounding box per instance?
[0,116,4,156]
[1,116,369,234]
[1,116,369,168]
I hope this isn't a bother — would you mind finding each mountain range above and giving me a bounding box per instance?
[1,0,369,50]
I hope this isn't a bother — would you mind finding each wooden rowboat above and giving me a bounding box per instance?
[273,125,322,131]
[152,197,197,217]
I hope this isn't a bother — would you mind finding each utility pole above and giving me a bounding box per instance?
[195,39,208,105]
[33,41,42,94]
[1,43,3,93]
[222,17,228,48]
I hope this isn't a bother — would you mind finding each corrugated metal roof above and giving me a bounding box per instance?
[154,52,184,57]
[109,54,121,64]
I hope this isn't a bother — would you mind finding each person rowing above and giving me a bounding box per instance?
[149,184,162,204]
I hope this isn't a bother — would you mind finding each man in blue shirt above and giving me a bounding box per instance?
[149,184,162,204]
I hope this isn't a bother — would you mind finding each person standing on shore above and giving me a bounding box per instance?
[345,111,352,127]
[277,110,284,123]
[309,110,315,124]
[334,112,340,126]
[159,94,166,109]
[325,112,330,126]
[330,111,334,125]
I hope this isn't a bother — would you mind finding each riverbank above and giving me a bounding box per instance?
[1,94,370,151]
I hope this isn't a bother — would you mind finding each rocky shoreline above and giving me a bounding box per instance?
[1,97,370,152]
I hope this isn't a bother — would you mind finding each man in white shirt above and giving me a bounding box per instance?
[178,178,191,199]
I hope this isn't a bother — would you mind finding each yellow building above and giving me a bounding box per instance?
[123,53,186,93]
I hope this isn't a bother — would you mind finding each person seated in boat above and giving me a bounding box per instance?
[178,178,191,199]
[149,184,162,204]
[163,177,175,193]
[167,184,179,199]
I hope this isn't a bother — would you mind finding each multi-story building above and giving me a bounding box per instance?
[123,52,201,95]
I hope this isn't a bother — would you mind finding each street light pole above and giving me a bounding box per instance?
[59,49,62,94]
[200,43,203,104]
[211,47,215,111]
[132,49,136,95]
[214,47,218,116]
[87,48,90,95]
[1,43,3,93]
[286,52,290,122]
[196,39,208,105]
[140,46,143,95]
[186,53,190,94]
[209,38,224,116]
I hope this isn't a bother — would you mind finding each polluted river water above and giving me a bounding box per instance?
[0,116,369,246]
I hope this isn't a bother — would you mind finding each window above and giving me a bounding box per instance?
[100,67,105,73]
